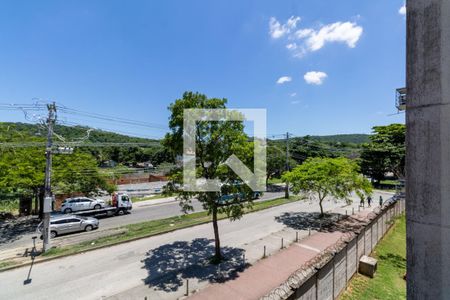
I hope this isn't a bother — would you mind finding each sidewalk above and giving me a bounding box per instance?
[188,210,375,300]
[188,232,346,300]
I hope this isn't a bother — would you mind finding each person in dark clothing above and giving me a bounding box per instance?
[360,197,365,207]
[367,196,372,207]
[379,195,383,206]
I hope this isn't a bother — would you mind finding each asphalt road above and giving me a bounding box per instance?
[0,191,285,255]
[101,191,285,230]
[0,191,394,300]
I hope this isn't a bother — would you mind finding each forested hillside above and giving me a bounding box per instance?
[307,134,370,144]
[0,122,171,166]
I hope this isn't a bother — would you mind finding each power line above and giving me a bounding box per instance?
[0,142,161,148]
[56,105,168,131]
[56,120,162,140]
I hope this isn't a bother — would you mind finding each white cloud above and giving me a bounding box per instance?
[289,92,297,97]
[276,76,292,84]
[399,4,406,15]
[270,16,363,57]
[304,71,327,85]
[298,22,363,52]
[294,28,314,39]
[286,43,297,50]
[269,16,301,39]
[291,100,300,104]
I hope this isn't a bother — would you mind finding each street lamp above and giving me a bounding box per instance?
[396,87,407,111]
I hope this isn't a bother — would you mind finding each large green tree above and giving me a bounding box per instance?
[360,124,405,183]
[282,157,372,217]
[163,92,256,262]
[0,148,114,214]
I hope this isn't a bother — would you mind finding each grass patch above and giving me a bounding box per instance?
[379,180,400,186]
[40,196,300,259]
[340,215,406,300]
[268,178,283,184]
[0,260,18,269]
[0,199,20,214]
[131,193,176,203]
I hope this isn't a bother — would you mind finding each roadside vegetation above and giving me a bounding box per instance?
[340,215,406,300]
[0,122,172,215]
[0,199,19,214]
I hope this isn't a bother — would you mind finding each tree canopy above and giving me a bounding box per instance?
[360,124,405,183]
[0,148,114,200]
[282,157,372,216]
[164,91,256,261]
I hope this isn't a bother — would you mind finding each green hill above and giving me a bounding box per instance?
[0,122,159,144]
[307,134,370,144]
[0,122,170,166]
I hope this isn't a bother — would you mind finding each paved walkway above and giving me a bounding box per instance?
[188,210,375,300]
[189,232,345,300]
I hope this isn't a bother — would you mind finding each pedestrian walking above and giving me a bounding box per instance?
[379,195,383,206]
[367,195,372,207]
[360,197,365,207]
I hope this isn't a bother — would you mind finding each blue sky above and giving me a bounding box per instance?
[0,0,406,139]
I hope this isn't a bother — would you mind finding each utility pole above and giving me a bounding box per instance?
[42,102,56,252]
[285,132,290,199]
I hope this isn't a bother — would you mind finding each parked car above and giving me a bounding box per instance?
[60,197,106,214]
[37,215,99,238]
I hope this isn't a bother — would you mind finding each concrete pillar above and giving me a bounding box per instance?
[406,0,450,298]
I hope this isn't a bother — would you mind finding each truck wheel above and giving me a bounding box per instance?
[63,208,72,214]
[50,231,57,238]
[117,209,125,216]
[94,204,101,210]
[85,225,93,232]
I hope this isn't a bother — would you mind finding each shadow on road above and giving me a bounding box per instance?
[275,211,368,233]
[141,238,248,292]
[0,216,40,245]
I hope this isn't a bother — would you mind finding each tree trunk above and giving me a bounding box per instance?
[319,198,324,217]
[212,205,222,262]
[284,182,289,199]
[34,188,39,215]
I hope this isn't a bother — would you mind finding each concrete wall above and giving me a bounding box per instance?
[346,238,357,280]
[286,198,405,300]
[294,275,316,300]
[405,1,450,279]
[333,249,347,297]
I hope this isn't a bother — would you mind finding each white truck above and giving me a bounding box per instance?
[71,193,132,217]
